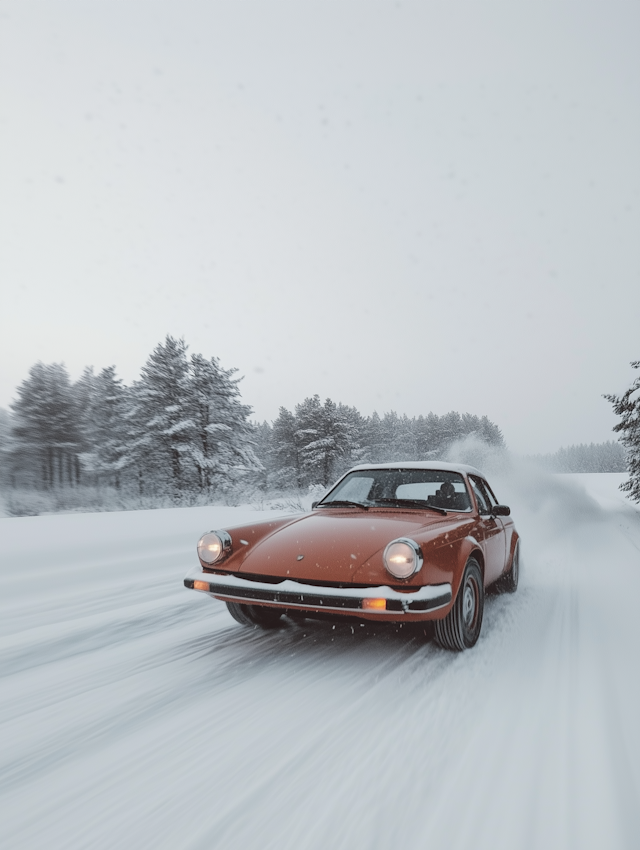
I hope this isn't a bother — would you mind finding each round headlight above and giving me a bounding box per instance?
[383,538,423,580]
[197,530,231,565]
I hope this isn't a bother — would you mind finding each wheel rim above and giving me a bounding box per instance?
[513,545,519,583]
[462,577,477,628]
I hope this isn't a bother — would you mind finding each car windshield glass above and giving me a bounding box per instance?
[319,469,472,512]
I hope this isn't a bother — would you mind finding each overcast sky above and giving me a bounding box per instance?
[1,0,638,453]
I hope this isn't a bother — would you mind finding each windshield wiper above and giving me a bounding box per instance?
[317,500,369,510]
[373,498,447,516]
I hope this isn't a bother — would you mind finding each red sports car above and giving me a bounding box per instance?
[184,462,520,650]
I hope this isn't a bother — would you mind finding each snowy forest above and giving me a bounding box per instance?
[526,441,626,474]
[0,336,505,514]
[0,336,633,516]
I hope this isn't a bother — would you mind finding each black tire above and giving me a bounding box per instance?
[434,558,484,651]
[500,540,520,594]
[226,601,284,629]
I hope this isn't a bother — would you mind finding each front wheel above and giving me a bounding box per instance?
[434,558,484,651]
[226,601,284,629]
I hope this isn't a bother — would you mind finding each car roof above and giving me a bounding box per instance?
[348,461,486,478]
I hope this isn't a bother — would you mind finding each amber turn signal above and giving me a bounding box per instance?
[193,580,210,591]
[362,598,386,610]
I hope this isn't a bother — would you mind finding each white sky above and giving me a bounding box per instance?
[1,0,638,453]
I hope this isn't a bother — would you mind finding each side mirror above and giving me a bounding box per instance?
[492,504,511,517]
[311,501,319,510]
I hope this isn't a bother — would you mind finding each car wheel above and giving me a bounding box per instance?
[226,601,284,628]
[500,540,520,594]
[434,558,484,651]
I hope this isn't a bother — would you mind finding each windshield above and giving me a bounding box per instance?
[319,468,472,512]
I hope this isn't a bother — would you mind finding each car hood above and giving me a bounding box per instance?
[235,509,461,584]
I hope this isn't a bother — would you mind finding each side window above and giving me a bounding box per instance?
[483,481,500,507]
[479,480,497,508]
[469,476,491,515]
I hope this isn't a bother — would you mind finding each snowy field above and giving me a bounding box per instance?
[1,472,639,849]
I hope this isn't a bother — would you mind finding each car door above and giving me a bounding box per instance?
[469,475,506,585]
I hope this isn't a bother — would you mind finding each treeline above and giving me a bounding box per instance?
[1,337,258,499]
[0,335,505,508]
[255,398,504,489]
[528,441,626,473]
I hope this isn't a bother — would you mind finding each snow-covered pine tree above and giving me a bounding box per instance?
[363,411,385,463]
[251,421,273,492]
[0,408,12,488]
[188,352,260,495]
[415,412,443,459]
[296,396,360,486]
[336,403,367,471]
[131,336,195,497]
[477,415,505,448]
[376,411,416,461]
[379,411,401,461]
[10,363,82,489]
[270,407,304,489]
[76,366,130,489]
[605,362,640,502]
[439,411,464,449]
[399,413,417,459]
[294,395,328,486]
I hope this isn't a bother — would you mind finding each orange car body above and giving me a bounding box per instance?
[184,462,519,625]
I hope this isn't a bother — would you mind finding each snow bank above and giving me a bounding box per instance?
[0,475,639,849]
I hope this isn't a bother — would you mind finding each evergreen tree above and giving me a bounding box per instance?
[440,411,464,447]
[10,363,82,489]
[296,395,333,486]
[364,411,385,462]
[76,366,129,488]
[336,403,368,470]
[188,352,260,494]
[270,407,303,488]
[379,411,402,461]
[297,396,362,486]
[415,412,442,458]
[0,408,12,488]
[605,363,640,501]
[131,336,194,497]
[251,421,273,491]
[478,415,504,447]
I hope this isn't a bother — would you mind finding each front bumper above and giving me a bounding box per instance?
[184,566,452,615]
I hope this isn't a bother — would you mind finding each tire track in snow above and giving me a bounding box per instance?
[0,600,432,798]
[1,482,639,850]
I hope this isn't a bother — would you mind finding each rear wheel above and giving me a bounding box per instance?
[499,540,520,593]
[434,558,484,651]
[226,601,284,629]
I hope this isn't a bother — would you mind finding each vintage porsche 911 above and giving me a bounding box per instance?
[184,462,520,651]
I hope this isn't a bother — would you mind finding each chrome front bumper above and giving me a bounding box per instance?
[184,567,452,615]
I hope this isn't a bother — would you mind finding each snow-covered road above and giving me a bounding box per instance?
[1,473,639,849]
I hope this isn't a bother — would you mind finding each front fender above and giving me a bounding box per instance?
[430,534,485,603]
